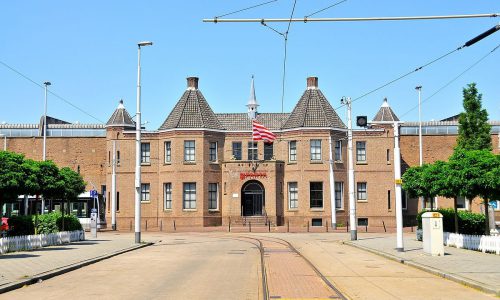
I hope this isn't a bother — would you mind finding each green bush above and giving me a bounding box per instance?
[7,215,35,236]
[57,214,82,232]
[416,208,485,235]
[34,211,82,234]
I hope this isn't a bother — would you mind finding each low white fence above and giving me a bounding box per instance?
[0,230,85,255]
[444,232,500,255]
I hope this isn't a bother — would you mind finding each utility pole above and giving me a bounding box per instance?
[42,81,51,215]
[111,140,117,231]
[394,121,404,252]
[342,96,357,240]
[328,135,336,229]
[416,85,424,210]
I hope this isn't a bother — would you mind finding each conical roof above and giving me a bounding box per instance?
[159,77,223,130]
[372,98,399,122]
[106,100,135,128]
[283,77,346,129]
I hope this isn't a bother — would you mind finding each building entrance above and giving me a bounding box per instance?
[242,181,265,216]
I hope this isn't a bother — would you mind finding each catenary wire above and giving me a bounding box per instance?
[214,0,278,20]
[399,43,500,119]
[0,60,105,124]
[281,0,297,115]
[305,0,348,18]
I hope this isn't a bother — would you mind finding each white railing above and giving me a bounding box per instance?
[444,232,500,255]
[0,230,85,255]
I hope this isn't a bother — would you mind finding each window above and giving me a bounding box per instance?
[289,141,297,162]
[208,183,218,210]
[358,218,368,226]
[356,141,366,162]
[116,151,121,165]
[288,182,298,209]
[335,140,342,161]
[264,143,273,160]
[457,196,466,209]
[386,149,390,163]
[164,141,171,163]
[388,190,391,210]
[209,142,217,162]
[184,140,195,162]
[141,184,150,202]
[402,191,408,210]
[248,141,258,160]
[164,183,172,209]
[310,139,322,161]
[116,191,120,211]
[357,182,367,201]
[311,218,322,227]
[183,183,196,209]
[310,182,323,208]
[232,142,242,160]
[334,182,343,209]
[141,143,150,164]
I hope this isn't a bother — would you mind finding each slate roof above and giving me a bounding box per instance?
[216,113,289,131]
[106,100,135,128]
[159,89,223,130]
[372,98,399,122]
[282,88,346,129]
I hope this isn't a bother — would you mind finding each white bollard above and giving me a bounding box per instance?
[422,212,444,256]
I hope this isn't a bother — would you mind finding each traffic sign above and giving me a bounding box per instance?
[490,201,498,209]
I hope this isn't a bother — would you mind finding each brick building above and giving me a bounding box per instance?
[1,76,499,229]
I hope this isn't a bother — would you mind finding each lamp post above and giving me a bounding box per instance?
[0,134,6,151]
[41,81,51,215]
[415,85,425,211]
[341,96,356,240]
[394,121,404,252]
[135,41,152,244]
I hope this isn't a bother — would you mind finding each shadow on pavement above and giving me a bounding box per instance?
[0,253,40,259]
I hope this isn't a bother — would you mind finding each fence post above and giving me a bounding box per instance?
[229,218,231,232]
[326,221,328,232]
[130,220,132,232]
[307,221,309,233]
[160,220,163,232]
[346,221,349,232]
[268,221,271,232]
[145,220,148,231]
[287,220,289,233]
[382,220,387,232]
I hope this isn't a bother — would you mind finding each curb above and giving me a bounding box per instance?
[0,241,153,294]
[343,241,500,297]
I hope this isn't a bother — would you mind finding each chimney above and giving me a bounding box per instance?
[187,77,199,90]
[307,77,318,89]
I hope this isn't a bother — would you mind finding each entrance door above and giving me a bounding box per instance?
[242,181,264,216]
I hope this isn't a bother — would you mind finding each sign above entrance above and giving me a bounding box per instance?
[240,172,267,180]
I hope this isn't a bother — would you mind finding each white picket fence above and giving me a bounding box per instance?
[444,232,500,255]
[0,230,85,254]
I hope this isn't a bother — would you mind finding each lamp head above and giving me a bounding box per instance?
[415,85,422,90]
[138,41,153,47]
[44,81,51,86]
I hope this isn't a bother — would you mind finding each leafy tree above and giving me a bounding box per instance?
[58,167,86,230]
[434,160,463,233]
[456,83,492,151]
[0,151,26,215]
[402,164,437,209]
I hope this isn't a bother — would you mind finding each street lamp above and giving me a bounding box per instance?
[415,86,423,166]
[43,81,51,161]
[135,41,153,244]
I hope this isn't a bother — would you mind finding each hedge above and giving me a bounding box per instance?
[6,215,35,236]
[416,208,485,235]
[6,212,82,236]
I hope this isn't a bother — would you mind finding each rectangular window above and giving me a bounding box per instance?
[208,183,218,210]
[232,142,242,160]
[310,139,322,161]
[402,191,408,210]
[288,182,298,209]
[386,149,390,163]
[357,182,367,201]
[457,196,466,209]
[248,141,258,160]
[141,143,150,164]
[388,190,391,210]
[183,182,196,209]
[335,140,342,161]
[184,140,195,162]
[311,218,322,227]
[141,183,150,202]
[289,141,297,162]
[116,192,120,211]
[164,141,171,163]
[310,182,323,208]
[334,182,343,209]
[209,142,217,162]
[264,143,273,160]
[358,218,368,226]
[356,141,366,162]
[116,151,121,165]
[164,183,172,210]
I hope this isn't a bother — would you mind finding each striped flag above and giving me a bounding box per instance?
[252,120,276,142]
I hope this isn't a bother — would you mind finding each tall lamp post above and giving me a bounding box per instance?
[41,81,51,215]
[135,41,153,244]
[415,86,424,210]
[0,134,6,151]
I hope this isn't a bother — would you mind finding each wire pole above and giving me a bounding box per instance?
[328,135,337,229]
[394,122,404,252]
[342,96,356,240]
[111,140,117,231]
[204,13,499,23]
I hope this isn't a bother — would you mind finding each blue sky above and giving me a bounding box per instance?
[1,1,499,129]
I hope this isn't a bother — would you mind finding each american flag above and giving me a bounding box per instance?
[252,120,276,142]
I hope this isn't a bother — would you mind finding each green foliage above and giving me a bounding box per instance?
[58,214,83,232]
[0,151,26,201]
[416,208,485,235]
[456,83,492,151]
[7,215,35,236]
[34,211,82,234]
[59,167,86,201]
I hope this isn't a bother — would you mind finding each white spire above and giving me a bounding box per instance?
[247,75,259,119]
[381,97,390,107]
[117,99,125,109]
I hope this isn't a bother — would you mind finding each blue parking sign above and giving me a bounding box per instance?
[490,201,498,209]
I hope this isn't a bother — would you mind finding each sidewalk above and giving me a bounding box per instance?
[346,233,500,296]
[0,232,151,293]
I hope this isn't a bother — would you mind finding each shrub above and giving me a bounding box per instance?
[57,214,82,232]
[7,215,35,236]
[416,208,485,235]
[34,211,83,234]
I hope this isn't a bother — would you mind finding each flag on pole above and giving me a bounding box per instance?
[252,120,276,142]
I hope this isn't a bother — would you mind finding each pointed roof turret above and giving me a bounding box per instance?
[106,99,135,128]
[247,75,259,120]
[159,77,223,130]
[283,77,346,129]
[372,98,399,122]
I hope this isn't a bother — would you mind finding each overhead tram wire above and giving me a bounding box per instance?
[213,0,278,22]
[281,0,297,115]
[334,23,500,110]
[304,0,349,19]
[0,60,105,124]
[399,43,500,119]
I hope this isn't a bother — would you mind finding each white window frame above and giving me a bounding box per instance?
[248,141,258,160]
[164,141,171,163]
[141,183,150,202]
[356,141,366,162]
[310,139,322,161]
[184,140,195,162]
[183,182,196,209]
[141,143,150,164]
[209,142,217,162]
[164,183,172,210]
[288,182,298,209]
[357,182,367,202]
[208,183,218,210]
[232,141,242,160]
[334,140,342,161]
[289,141,297,162]
[310,182,323,209]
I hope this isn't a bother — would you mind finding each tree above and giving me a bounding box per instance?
[402,164,438,209]
[0,151,26,215]
[58,167,86,231]
[434,160,463,233]
[456,83,492,151]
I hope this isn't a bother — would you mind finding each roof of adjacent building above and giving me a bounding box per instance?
[216,113,289,131]
[372,98,400,122]
[106,100,135,128]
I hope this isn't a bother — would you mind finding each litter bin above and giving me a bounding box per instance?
[422,212,444,256]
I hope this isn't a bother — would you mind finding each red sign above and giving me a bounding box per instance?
[240,172,267,180]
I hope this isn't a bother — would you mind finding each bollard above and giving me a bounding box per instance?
[287,220,290,232]
[307,221,309,232]
[365,224,368,232]
[249,222,252,232]
[146,220,148,231]
[382,220,387,232]
[268,221,271,232]
[346,221,349,232]
[173,220,176,231]
[130,220,132,232]
[326,221,329,232]
[229,219,231,232]
[160,220,163,232]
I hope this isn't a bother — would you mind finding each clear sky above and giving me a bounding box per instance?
[1,1,499,129]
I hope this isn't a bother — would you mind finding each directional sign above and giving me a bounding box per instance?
[490,201,498,209]
[90,190,98,198]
